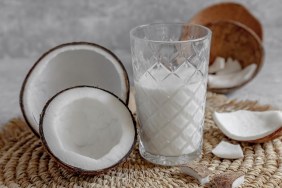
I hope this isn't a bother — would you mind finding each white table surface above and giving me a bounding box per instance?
[0,0,281,127]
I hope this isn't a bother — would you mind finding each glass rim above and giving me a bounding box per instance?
[130,23,211,43]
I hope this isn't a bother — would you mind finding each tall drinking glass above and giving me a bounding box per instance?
[130,23,211,165]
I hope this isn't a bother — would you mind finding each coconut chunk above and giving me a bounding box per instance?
[212,141,243,159]
[39,86,136,174]
[213,110,282,142]
[208,64,256,88]
[216,58,242,75]
[213,171,244,188]
[209,56,225,73]
[180,163,212,185]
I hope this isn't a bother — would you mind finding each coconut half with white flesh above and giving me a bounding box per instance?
[20,42,129,136]
[39,86,136,174]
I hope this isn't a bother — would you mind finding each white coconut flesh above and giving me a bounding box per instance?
[232,176,245,188]
[213,110,282,141]
[212,141,244,159]
[22,43,129,135]
[40,87,135,172]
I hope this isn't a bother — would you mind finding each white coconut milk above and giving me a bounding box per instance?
[135,64,206,156]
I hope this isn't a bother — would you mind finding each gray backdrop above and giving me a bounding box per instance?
[0,0,281,125]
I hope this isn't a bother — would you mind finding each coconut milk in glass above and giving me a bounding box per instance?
[130,23,211,165]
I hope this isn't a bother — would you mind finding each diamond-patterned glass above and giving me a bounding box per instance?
[131,23,211,165]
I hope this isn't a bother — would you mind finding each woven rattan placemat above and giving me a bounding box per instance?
[0,93,281,187]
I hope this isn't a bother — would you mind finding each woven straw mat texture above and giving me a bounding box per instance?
[0,92,281,188]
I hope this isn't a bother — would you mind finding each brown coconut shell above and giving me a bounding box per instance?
[212,171,244,188]
[247,127,282,143]
[189,2,263,40]
[181,163,211,178]
[205,21,264,94]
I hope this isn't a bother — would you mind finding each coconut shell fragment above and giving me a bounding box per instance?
[180,163,212,185]
[213,110,282,143]
[212,171,244,188]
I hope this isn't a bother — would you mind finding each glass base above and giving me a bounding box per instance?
[139,142,202,166]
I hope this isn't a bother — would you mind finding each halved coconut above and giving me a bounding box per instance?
[20,42,129,136]
[213,110,282,143]
[39,86,136,174]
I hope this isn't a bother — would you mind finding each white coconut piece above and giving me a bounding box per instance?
[232,176,245,188]
[213,172,244,188]
[213,110,282,141]
[212,141,243,159]
[39,86,136,174]
[209,56,225,73]
[216,58,242,75]
[20,42,129,136]
[180,163,211,185]
[208,64,257,88]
